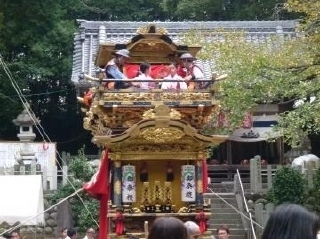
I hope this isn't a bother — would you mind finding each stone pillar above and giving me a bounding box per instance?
[250,156,262,193]
[113,161,122,207]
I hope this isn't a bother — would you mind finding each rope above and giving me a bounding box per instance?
[206,187,264,229]
[0,56,99,228]
[0,188,84,236]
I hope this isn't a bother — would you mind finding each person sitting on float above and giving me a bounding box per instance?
[104,49,133,89]
[161,63,188,90]
[177,53,204,90]
[133,62,156,89]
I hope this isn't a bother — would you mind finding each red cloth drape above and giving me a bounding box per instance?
[202,160,208,193]
[115,212,124,235]
[83,149,109,239]
[196,211,207,234]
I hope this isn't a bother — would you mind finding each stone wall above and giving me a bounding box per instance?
[0,192,69,239]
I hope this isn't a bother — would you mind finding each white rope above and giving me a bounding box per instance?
[0,57,98,228]
[0,188,84,236]
[236,170,257,239]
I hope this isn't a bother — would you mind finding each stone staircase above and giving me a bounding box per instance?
[205,182,249,239]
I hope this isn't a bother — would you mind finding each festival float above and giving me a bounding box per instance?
[78,24,228,239]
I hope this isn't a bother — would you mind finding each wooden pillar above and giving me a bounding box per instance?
[278,136,284,164]
[226,140,232,164]
[113,161,122,207]
[196,160,203,206]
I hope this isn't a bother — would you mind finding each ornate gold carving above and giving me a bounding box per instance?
[83,108,112,137]
[153,181,163,205]
[103,92,153,101]
[161,92,211,101]
[142,106,181,120]
[164,182,172,204]
[131,42,172,52]
[136,24,168,35]
[124,143,192,152]
[141,127,185,143]
[101,91,212,102]
[141,182,151,205]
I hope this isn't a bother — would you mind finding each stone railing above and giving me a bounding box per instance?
[250,155,320,194]
[249,155,320,238]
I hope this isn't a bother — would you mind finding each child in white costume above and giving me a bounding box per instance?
[161,63,187,90]
[134,62,155,89]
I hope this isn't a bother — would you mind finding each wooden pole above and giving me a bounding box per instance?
[144,221,149,238]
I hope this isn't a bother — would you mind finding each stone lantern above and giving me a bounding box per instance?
[12,105,39,166]
[12,105,39,142]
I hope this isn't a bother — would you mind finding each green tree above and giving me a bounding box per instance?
[0,0,98,153]
[50,149,99,231]
[278,0,320,147]
[73,0,165,21]
[181,1,320,149]
[161,0,296,21]
[268,166,307,205]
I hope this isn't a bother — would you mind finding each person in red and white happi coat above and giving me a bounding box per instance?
[177,53,204,90]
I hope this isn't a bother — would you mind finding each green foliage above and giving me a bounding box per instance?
[50,149,98,231]
[268,166,307,205]
[161,0,296,21]
[313,167,320,189]
[76,199,99,230]
[182,11,320,147]
[68,149,95,182]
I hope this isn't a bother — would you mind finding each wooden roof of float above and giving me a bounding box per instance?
[71,20,298,83]
[95,24,201,66]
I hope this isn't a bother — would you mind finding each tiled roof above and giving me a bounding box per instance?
[71,20,298,83]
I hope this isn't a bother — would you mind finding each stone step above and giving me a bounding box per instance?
[210,204,238,210]
[210,212,243,220]
[209,198,238,206]
[211,207,238,213]
[209,222,244,229]
[208,218,243,229]
[206,192,247,239]
[208,182,251,194]
[209,218,243,224]
[204,192,237,198]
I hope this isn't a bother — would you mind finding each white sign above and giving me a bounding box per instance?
[122,165,136,203]
[181,165,196,202]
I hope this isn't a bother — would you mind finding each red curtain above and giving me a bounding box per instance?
[124,64,169,79]
[83,148,109,239]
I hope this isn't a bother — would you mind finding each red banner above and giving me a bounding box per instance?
[83,148,109,239]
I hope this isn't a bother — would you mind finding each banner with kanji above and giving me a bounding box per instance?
[181,165,196,202]
[122,165,136,203]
